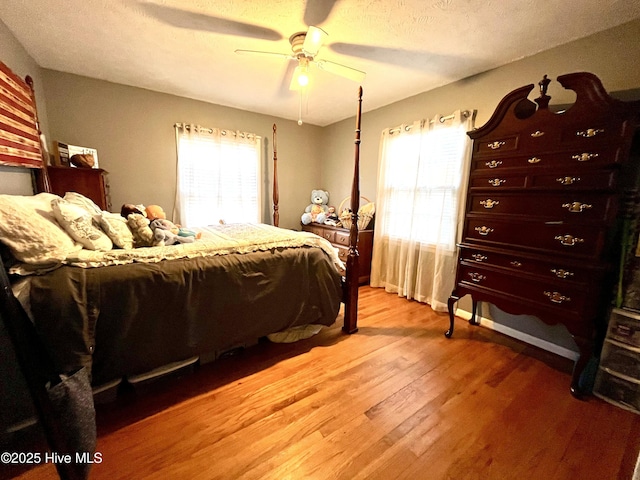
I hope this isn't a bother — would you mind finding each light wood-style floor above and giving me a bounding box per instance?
[12,287,640,479]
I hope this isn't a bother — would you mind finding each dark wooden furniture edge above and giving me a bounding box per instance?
[342,86,363,334]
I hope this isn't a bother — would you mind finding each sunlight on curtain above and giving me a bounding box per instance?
[370,111,474,311]
[174,125,261,227]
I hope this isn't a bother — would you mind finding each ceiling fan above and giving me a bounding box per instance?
[235,26,366,91]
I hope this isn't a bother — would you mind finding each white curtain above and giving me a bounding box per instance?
[370,110,474,311]
[174,124,261,227]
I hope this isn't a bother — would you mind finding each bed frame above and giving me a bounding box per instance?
[0,59,363,479]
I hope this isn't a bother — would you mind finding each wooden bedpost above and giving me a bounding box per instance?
[272,123,279,227]
[343,86,363,334]
[25,75,51,193]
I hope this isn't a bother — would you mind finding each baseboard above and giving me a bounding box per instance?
[455,308,580,361]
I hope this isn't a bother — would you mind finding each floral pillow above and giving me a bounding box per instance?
[63,191,102,219]
[51,198,112,251]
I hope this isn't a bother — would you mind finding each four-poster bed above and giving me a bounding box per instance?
[0,58,363,479]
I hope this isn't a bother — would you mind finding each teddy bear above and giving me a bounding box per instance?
[145,204,201,239]
[149,218,195,246]
[301,189,330,225]
[126,213,155,247]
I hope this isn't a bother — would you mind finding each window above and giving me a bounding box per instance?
[370,111,474,310]
[380,123,468,249]
[174,124,261,227]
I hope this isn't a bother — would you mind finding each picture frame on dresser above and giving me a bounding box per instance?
[446,72,640,397]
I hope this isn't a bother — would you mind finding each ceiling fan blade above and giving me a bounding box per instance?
[302,26,328,57]
[141,3,283,40]
[278,61,298,98]
[303,0,339,26]
[235,49,295,61]
[313,59,366,83]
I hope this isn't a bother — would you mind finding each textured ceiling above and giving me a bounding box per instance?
[1,0,640,126]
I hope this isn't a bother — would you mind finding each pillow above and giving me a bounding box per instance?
[0,193,80,265]
[99,212,134,249]
[63,192,102,219]
[51,198,113,251]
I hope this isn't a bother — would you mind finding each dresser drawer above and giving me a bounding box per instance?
[457,263,587,315]
[560,121,626,147]
[471,147,622,173]
[473,134,520,156]
[470,173,526,189]
[334,231,350,247]
[468,192,614,221]
[464,217,606,258]
[458,246,600,286]
[529,170,616,190]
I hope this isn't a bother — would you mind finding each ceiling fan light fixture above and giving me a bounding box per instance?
[290,57,311,90]
[296,65,310,87]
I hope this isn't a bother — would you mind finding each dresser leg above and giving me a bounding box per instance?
[570,337,593,399]
[445,294,460,338]
[469,299,479,326]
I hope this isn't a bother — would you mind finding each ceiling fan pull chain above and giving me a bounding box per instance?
[298,90,303,126]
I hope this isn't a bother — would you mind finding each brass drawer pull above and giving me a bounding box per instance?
[510,261,522,267]
[527,157,541,164]
[556,176,580,185]
[530,130,545,138]
[555,234,584,246]
[551,268,574,279]
[485,160,502,168]
[544,291,571,304]
[572,152,599,162]
[487,141,506,150]
[488,178,506,187]
[468,272,486,283]
[472,254,487,262]
[475,226,494,236]
[576,128,604,138]
[480,199,499,209]
[562,202,592,213]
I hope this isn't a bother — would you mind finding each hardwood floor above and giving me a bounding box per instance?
[12,287,640,479]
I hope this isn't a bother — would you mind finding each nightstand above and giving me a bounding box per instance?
[301,222,374,284]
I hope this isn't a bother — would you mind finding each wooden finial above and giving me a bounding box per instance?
[535,74,552,109]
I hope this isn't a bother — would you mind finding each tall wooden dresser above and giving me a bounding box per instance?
[44,166,111,211]
[446,73,640,396]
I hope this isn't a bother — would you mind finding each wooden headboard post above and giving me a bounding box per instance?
[24,75,51,193]
[343,86,363,334]
[272,123,279,227]
[0,62,50,191]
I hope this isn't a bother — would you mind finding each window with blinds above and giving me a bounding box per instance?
[380,123,468,248]
[175,126,262,227]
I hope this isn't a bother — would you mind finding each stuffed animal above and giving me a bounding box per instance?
[149,218,195,246]
[145,204,166,221]
[301,189,330,225]
[121,203,146,218]
[127,213,154,247]
[324,206,339,226]
[145,204,201,238]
